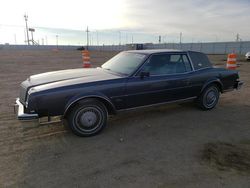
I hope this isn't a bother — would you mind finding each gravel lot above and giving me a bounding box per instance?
[0,49,250,188]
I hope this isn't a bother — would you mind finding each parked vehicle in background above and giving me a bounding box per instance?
[15,50,243,137]
[245,52,250,60]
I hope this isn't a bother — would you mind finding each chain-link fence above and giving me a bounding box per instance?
[1,41,250,54]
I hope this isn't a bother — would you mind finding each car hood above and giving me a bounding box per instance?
[23,68,123,91]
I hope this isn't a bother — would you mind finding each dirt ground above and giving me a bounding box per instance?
[0,49,250,188]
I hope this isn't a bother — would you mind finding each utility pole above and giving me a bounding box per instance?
[14,34,17,44]
[89,33,92,46]
[29,28,35,45]
[31,30,34,44]
[24,29,27,43]
[163,35,167,43]
[179,32,182,44]
[214,35,218,42]
[96,30,99,46]
[56,35,58,49]
[159,35,161,43]
[86,26,89,49]
[236,33,240,42]
[118,31,121,45]
[24,14,30,45]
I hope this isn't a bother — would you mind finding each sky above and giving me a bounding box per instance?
[0,0,249,45]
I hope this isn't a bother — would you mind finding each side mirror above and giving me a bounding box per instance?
[140,71,150,79]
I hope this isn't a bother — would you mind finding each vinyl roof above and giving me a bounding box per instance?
[126,49,185,54]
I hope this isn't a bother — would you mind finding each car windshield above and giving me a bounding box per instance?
[101,52,146,75]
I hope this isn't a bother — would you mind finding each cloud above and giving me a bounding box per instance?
[124,0,250,41]
[0,0,249,44]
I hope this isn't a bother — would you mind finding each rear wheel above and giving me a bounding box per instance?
[67,99,108,137]
[197,85,220,110]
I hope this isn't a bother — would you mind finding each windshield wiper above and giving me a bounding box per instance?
[101,67,128,76]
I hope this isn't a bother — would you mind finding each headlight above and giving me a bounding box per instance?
[26,87,36,108]
[25,101,29,108]
[28,87,36,95]
[25,93,30,108]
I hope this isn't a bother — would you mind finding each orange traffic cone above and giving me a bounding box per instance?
[82,50,91,68]
[226,53,237,70]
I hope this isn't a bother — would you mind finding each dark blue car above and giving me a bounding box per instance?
[15,49,243,136]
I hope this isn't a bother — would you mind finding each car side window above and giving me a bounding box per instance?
[141,54,192,75]
[188,51,212,70]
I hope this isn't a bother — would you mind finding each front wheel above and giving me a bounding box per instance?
[67,99,108,137]
[197,85,220,110]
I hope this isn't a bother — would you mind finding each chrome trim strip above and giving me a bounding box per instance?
[15,98,38,120]
[111,85,199,99]
[191,67,212,72]
[117,96,197,112]
[134,70,193,77]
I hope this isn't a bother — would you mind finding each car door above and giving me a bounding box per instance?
[124,53,194,109]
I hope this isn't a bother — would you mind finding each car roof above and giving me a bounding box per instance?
[126,49,184,54]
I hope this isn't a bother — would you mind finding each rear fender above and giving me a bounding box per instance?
[201,79,223,94]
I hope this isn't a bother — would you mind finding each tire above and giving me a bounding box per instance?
[67,99,108,137]
[197,85,220,110]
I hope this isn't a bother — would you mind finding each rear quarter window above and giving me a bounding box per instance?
[188,52,212,70]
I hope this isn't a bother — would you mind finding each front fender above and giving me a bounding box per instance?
[63,92,117,117]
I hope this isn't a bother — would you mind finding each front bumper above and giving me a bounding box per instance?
[14,98,38,120]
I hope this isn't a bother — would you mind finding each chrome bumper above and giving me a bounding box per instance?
[14,98,38,120]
